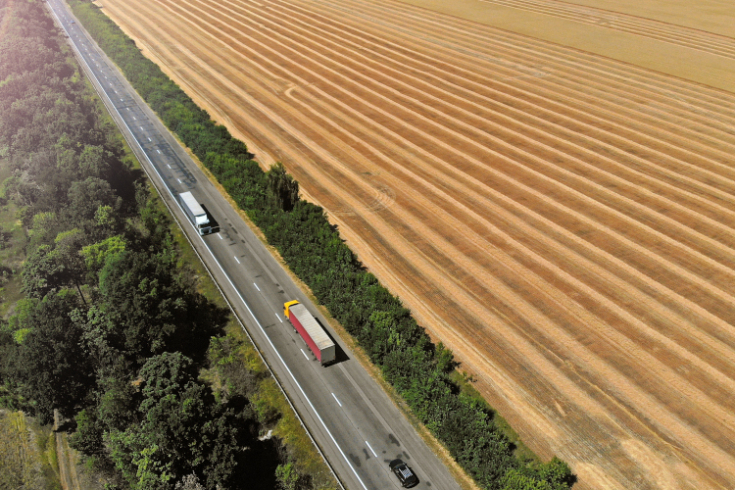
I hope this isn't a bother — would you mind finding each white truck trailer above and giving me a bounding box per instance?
[178,191,211,235]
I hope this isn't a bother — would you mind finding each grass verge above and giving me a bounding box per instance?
[0,410,62,490]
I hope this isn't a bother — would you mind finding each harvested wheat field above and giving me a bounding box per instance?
[92,0,735,488]
[396,0,735,93]
[474,0,735,58]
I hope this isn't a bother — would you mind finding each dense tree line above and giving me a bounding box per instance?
[0,2,290,489]
[67,0,576,488]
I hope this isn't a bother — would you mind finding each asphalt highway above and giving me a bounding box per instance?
[45,1,465,489]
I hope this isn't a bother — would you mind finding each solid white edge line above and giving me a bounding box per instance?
[51,7,365,490]
[365,441,378,458]
[301,349,309,360]
[254,282,260,291]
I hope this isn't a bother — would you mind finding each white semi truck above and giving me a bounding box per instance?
[178,191,212,235]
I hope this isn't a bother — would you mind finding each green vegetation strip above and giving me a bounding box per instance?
[67,0,575,488]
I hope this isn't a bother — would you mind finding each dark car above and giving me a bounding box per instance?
[389,459,419,488]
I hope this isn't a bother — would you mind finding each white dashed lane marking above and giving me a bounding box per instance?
[365,441,378,458]
[331,393,342,407]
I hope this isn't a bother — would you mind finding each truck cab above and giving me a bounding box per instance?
[178,191,212,235]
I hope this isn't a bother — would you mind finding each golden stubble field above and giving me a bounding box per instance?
[396,0,735,93]
[91,0,735,488]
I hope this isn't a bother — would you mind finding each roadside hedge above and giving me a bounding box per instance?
[68,1,575,488]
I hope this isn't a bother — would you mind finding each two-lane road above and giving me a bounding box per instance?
[45,1,464,490]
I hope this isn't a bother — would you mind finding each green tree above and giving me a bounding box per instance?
[107,353,243,490]
[97,375,139,432]
[22,229,89,304]
[67,176,121,222]
[266,162,300,212]
[55,136,80,177]
[14,291,93,423]
[276,462,299,490]
[93,204,120,237]
[88,249,221,364]
[21,244,63,299]
[52,228,89,303]
[502,459,574,490]
[69,408,105,456]
[80,235,126,273]
[79,144,110,178]
[174,474,205,490]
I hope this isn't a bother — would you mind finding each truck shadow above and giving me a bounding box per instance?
[200,203,221,234]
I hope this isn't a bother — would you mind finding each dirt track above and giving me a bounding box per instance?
[93,0,735,488]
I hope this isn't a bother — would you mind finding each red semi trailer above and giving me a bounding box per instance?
[284,300,336,365]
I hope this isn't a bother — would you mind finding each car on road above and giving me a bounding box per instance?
[389,459,419,488]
